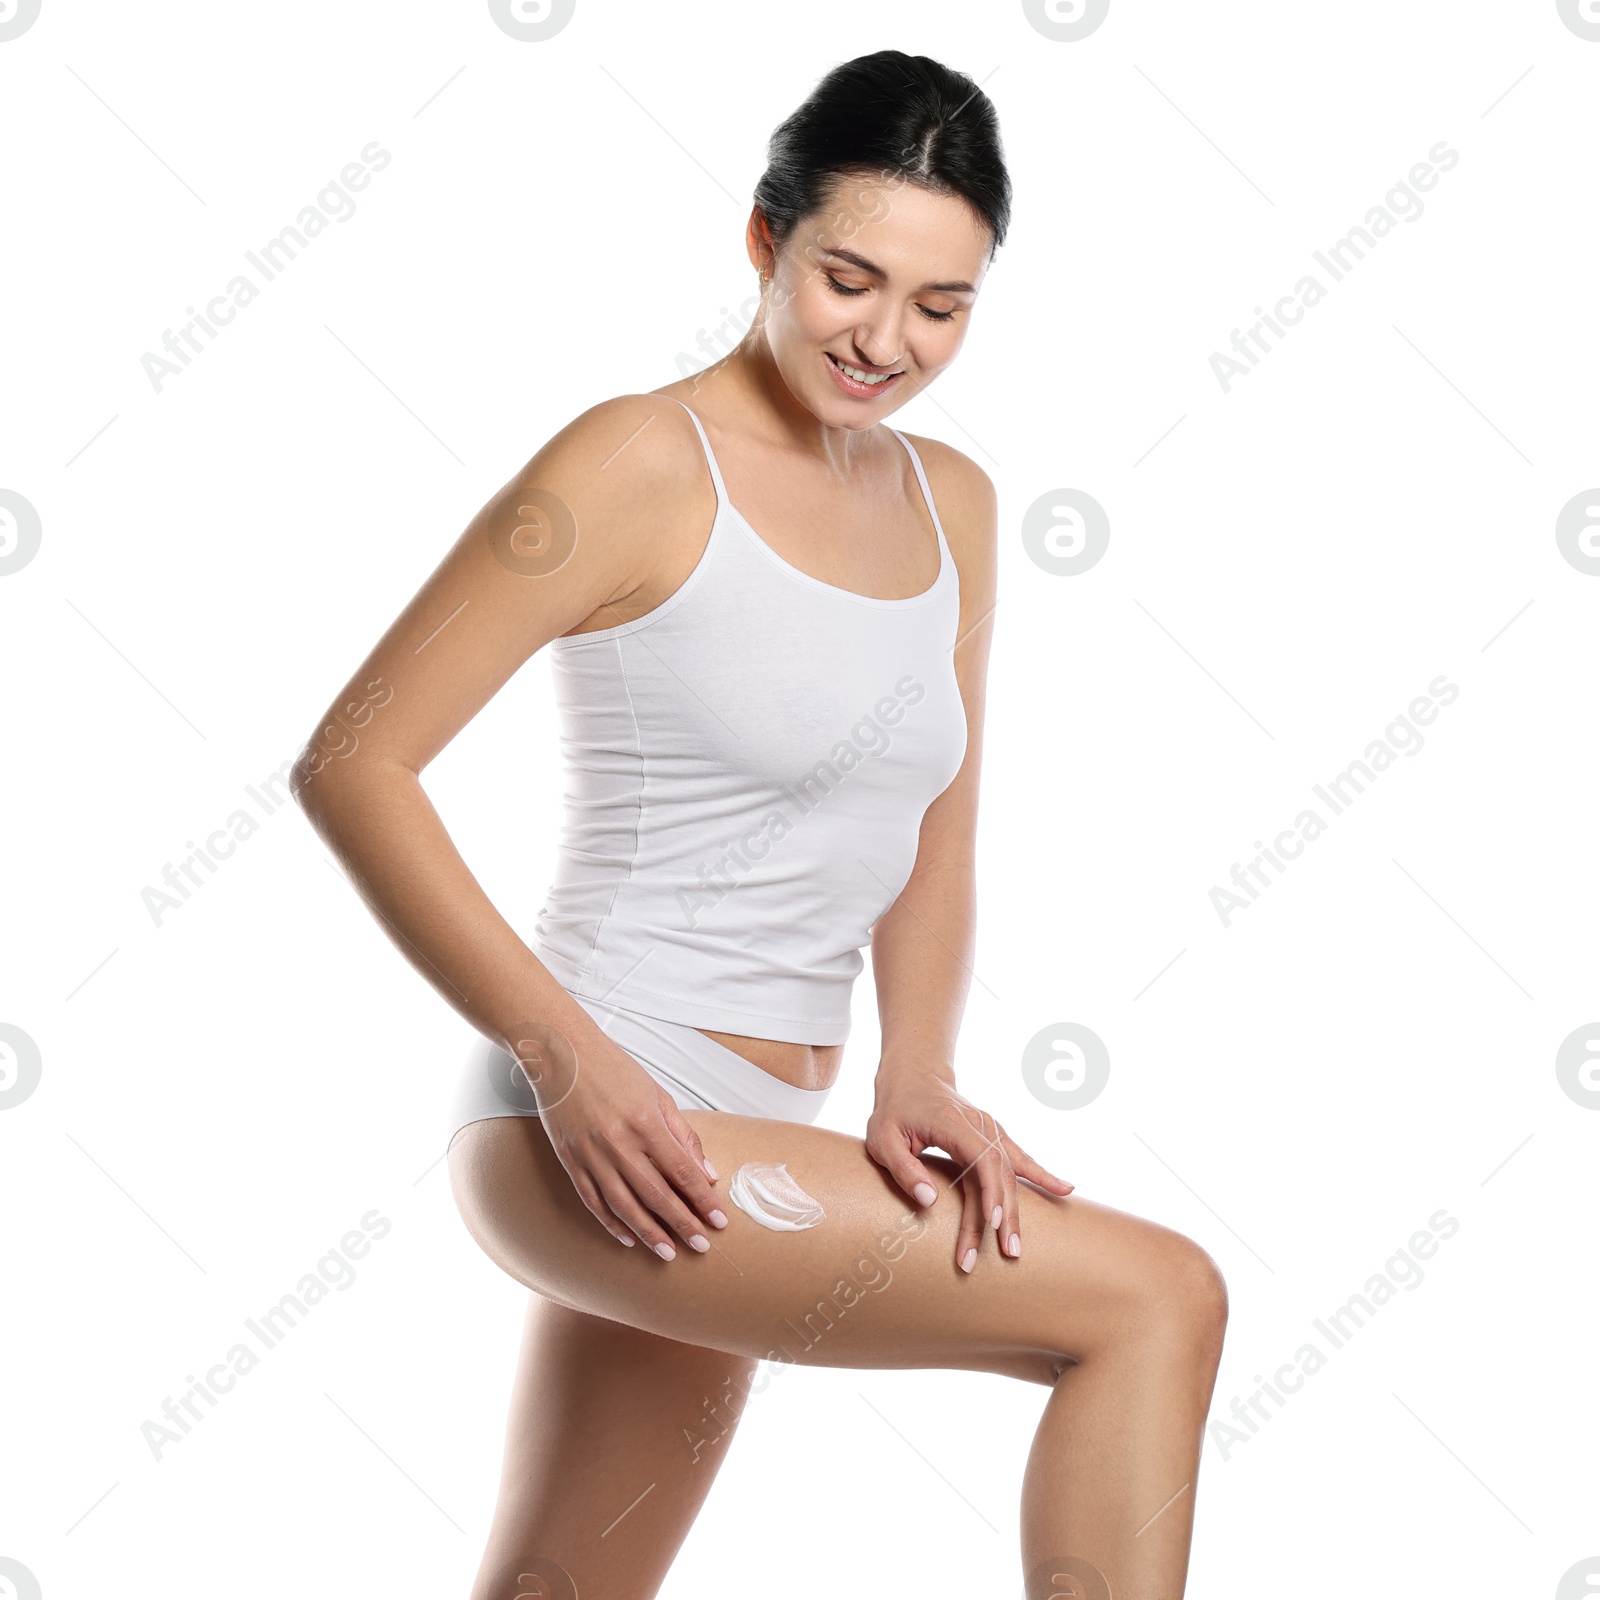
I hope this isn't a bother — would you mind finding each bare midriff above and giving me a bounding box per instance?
[694,1028,845,1092]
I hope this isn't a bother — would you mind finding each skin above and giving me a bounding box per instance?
[292,172,1229,1597]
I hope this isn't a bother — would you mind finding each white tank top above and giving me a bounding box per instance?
[530,397,969,1045]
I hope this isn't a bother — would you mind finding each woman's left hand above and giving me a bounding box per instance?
[865,1069,1074,1274]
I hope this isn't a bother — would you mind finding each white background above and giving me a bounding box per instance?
[2,2,1596,1596]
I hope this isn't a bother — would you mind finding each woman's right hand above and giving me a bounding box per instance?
[519,1027,730,1262]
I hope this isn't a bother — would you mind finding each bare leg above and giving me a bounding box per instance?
[467,1294,758,1600]
[448,1110,1227,1598]
[1018,1253,1227,1596]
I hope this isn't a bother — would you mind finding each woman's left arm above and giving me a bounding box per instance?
[866,440,1073,1273]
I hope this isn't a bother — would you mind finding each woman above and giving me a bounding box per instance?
[293,50,1227,1600]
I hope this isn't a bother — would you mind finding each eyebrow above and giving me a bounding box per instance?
[822,246,977,295]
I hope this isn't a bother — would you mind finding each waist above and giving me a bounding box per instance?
[693,1027,843,1092]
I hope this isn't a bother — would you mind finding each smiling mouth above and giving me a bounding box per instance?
[826,351,903,386]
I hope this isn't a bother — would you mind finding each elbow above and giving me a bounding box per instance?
[287,740,334,821]
[288,740,412,830]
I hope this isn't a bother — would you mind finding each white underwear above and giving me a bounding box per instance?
[445,990,834,1151]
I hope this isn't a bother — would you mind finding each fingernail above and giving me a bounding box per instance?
[688,1233,710,1252]
[914,1181,937,1206]
[703,1159,719,1181]
[1008,1232,1021,1257]
[654,1241,676,1261]
[709,1208,729,1228]
[991,1205,1002,1230]
[960,1247,977,1273]
[618,1232,636,1246]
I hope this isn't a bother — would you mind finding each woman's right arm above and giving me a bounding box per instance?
[289,394,728,1262]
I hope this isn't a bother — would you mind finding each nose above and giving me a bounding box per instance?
[855,317,905,369]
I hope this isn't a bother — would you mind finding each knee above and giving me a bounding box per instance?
[1149,1233,1229,1360]
[1049,1216,1229,1374]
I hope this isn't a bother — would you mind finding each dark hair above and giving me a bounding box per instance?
[752,50,1011,261]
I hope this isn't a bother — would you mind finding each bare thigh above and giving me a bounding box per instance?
[448,1110,1223,1388]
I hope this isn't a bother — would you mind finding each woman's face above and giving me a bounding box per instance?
[753,174,993,426]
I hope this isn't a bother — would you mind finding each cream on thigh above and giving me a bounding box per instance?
[448,1110,1220,1389]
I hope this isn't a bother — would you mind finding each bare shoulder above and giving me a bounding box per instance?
[491,391,710,596]
[514,390,705,509]
[288,393,717,798]
[891,429,997,583]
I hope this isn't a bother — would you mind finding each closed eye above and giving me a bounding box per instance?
[823,273,959,323]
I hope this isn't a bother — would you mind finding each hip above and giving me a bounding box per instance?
[445,991,836,1151]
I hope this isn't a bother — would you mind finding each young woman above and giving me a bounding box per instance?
[294,50,1227,1600]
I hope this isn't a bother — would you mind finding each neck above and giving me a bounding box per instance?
[690,328,888,469]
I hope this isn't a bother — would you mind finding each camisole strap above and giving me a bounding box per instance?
[886,427,950,549]
[668,397,729,508]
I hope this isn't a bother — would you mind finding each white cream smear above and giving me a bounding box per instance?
[728,1162,825,1232]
